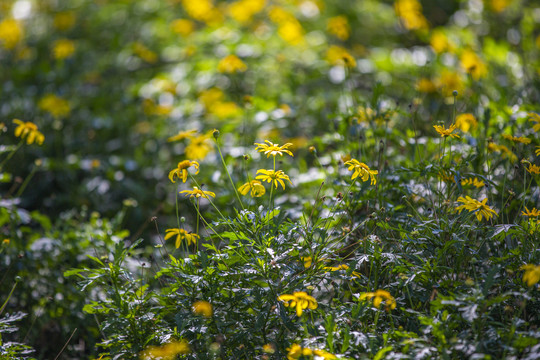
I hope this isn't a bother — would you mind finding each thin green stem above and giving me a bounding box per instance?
[215,138,245,210]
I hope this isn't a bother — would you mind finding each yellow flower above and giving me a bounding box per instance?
[522,207,540,217]
[461,177,485,188]
[326,45,356,68]
[185,134,213,160]
[433,124,460,138]
[217,54,247,73]
[488,142,517,162]
[436,70,464,97]
[262,343,275,354]
[344,159,378,185]
[139,340,190,360]
[255,169,292,190]
[180,186,216,199]
[181,0,223,25]
[526,164,540,175]
[301,256,312,268]
[488,0,512,13]
[460,50,487,80]
[324,264,361,278]
[133,42,158,64]
[416,78,437,93]
[455,196,497,221]
[165,228,199,248]
[53,39,76,60]
[254,140,294,157]
[394,0,429,30]
[430,29,452,54]
[0,19,23,49]
[12,119,45,145]
[38,94,71,118]
[520,264,540,287]
[228,0,265,24]
[192,301,213,317]
[167,129,198,142]
[327,16,350,40]
[529,113,540,132]
[535,146,540,157]
[455,113,477,133]
[2,239,10,245]
[53,12,76,31]
[359,289,397,311]
[238,180,266,197]
[278,292,317,317]
[277,20,305,46]
[171,19,195,37]
[168,160,199,183]
[286,344,336,360]
[502,134,531,144]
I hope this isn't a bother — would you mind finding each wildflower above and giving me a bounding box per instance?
[278,291,317,317]
[185,134,213,160]
[326,45,356,68]
[0,19,23,49]
[327,16,350,40]
[168,160,199,183]
[325,264,361,278]
[38,94,71,118]
[536,147,540,157]
[520,264,540,287]
[416,78,437,93]
[255,169,292,190]
[13,119,45,145]
[192,301,213,317]
[228,0,265,23]
[439,170,456,184]
[301,256,312,268]
[254,140,294,157]
[455,196,497,221]
[53,39,76,60]
[526,164,540,175]
[502,134,531,144]
[344,159,378,185]
[461,177,485,188]
[286,344,337,360]
[488,142,517,162]
[2,239,9,245]
[460,50,487,80]
[455,113,478,133]
[165,228,199,248]
[133,42,158,63]
[522,207,540,217]
[277,20,305,46]
[433,124,460,138]
[488,0,512,13]
[238,180,266,197]
[181,0,223,25]
[359,289,397,311]
[394,0,429,31]
[217,54,247,73]
[529,112,540,132]
[171,19,195,36]
[53,12,76,31]
[262,343,275,354]
[139,340,190,360]
[180,186,216,199]
[436,70,464,97]
[430,29,452,54]
[167,129,197,142]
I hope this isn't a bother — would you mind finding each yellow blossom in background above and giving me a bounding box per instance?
[164,228,199,248]
[0,19,23,49]
[238,180,266,197]
[461,177,485,188]
[139,340,190,360]
[278,292,317,317]
[416,78,437,93]
[53,12,76,31]
[394,0,429,31]
[13,119,45,145]
[2,239,9,245]
[38,94,71,118]
[168,160,199,183]
[522,207,540,217]
[171,19,195,36]
[529,113,540,132]
[256,169,292,189]
[536,146,540,157]
[460,50,487,80]
[192,301,213,317]
[185,134,213,160]
[268,6,305,46]
[486,0,512,13]
[301,256,312,268]
[520,264,540,287]
[326,45,356,68]
[53,39,76,60]
[167,129,197,142]
[439,170,456,184]
[180,186,216,199]
[181,0,223,25]
[436,70,464,97]
[430,29,452,54]
[262,343,275,354]
[254,140,294,157]
[327,16,350,40]
[344,159,378,185]
[133,42,158,63]
[198,88,241,119]
[526,164,540,175]
[487,142,516,162]
[456,196,497,221]
[434,124,460,138]
[502,134,531,144]
[324,264,361,278]
[455,113,477,133]
[359,289,397,311]
[357,106,375,123]
[228,0,266,24]
[217,54,247,73]
[286,344,337,360]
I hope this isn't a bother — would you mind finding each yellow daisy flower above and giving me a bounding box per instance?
[520,264,540,287]
[359,289,397,311]
[168,160,199,183]
[192,301,213,317]
[455,196,497,221]
[344,159,378,185]
[167,129,197,142]
[255,169,292,190]
[164,228,199,248]
[180,186,216,199]
[278,292,317,317]
[254,140,294,157]
[238,180,266,197]
[12,119,45,145]
[433,124,460,138]
[522,207,540,217]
